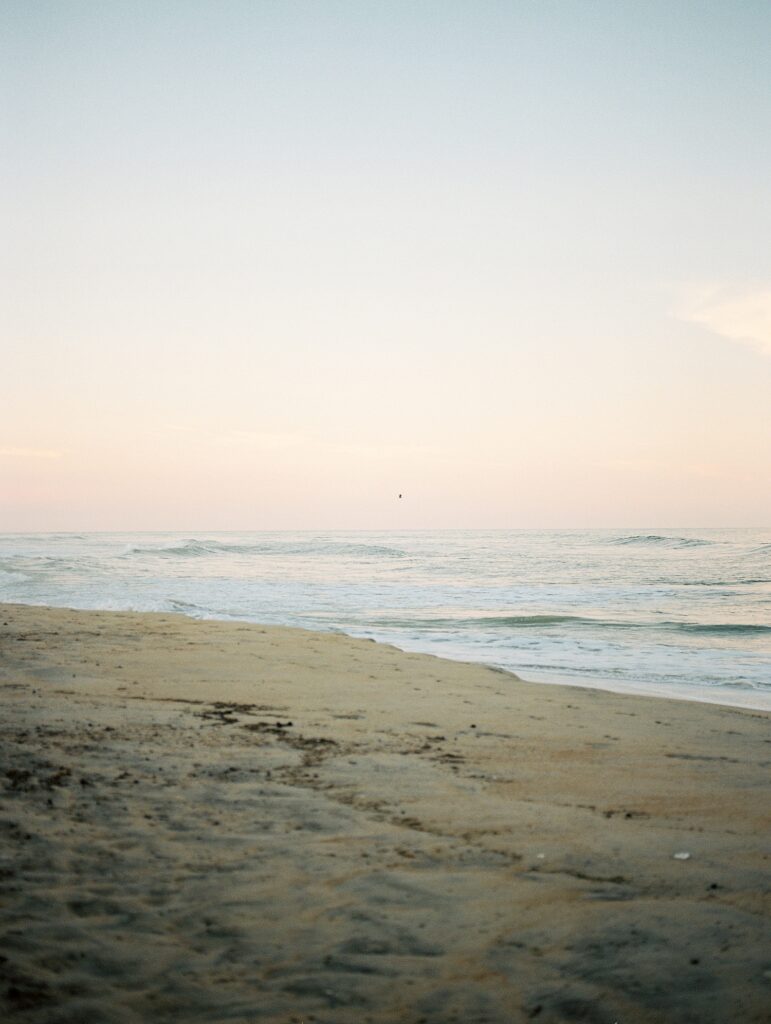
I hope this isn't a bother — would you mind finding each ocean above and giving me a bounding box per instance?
[1,529,769,710]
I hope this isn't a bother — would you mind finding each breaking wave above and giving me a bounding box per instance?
[610,534,715,548]
[122,538,406,559]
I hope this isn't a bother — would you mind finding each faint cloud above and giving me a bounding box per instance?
[678,286,771,357]
[0,446,66,459]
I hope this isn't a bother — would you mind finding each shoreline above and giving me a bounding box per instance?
[1,603,769,1023]
[4,598,769,713]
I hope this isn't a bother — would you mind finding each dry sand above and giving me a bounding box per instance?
[0,603,769,1023]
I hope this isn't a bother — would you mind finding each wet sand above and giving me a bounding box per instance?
[1,603,769,1023]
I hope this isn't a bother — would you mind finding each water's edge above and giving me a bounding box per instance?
[4,599,769,714]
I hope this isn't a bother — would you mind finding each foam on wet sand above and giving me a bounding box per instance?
[1,604,769,1023]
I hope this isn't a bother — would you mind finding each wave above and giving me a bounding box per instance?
[665,621,771,636]
[610,534,715,548]
[372,613,615,631]
[461,614,588,627]
[295,541,407,559]
[748,542,771,555]
[371,613,771,636]
[669,578,771,587]
[0,554,99,573]
[0,567,31,583]
[122,538,407,559]
[123,540,231,557]
[168,598,213,615]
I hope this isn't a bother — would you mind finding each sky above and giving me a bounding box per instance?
[1,0,769,530]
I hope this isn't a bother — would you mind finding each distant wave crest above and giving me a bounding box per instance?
[123,540,231,558]
[122,538,406,559]
[610,534,715,548]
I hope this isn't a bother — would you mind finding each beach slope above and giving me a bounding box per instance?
[1,604,769,1023]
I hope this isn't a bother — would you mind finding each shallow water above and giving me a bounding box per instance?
[1,529,769,708]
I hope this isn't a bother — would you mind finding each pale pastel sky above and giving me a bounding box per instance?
[1,0,769,530]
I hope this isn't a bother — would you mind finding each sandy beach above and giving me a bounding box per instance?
[1,603,769,1023]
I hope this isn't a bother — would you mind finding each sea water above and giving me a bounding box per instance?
[1,529,769,710]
